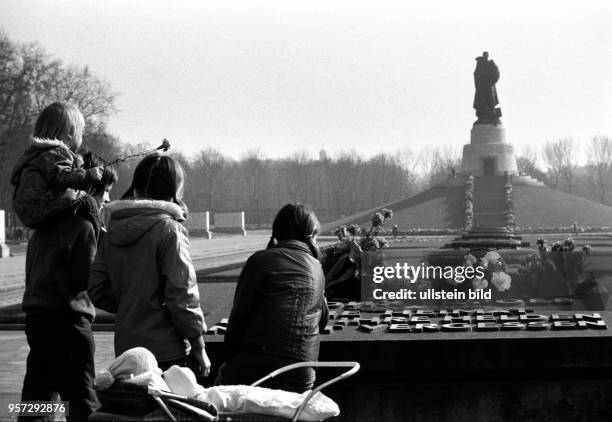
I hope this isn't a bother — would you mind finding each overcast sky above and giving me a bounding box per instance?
[2,0,611,161]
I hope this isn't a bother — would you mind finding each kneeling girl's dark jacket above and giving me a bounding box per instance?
[224,240,329,363]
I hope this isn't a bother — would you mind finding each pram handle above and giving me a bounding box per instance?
[251,361,360,421]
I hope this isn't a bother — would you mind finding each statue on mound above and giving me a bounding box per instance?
[473,51,501,124]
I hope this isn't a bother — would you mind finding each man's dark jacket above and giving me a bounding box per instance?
[22,214,97,320]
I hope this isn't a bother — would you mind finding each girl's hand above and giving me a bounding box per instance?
[192,348,212,377]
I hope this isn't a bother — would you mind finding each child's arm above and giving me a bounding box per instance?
[44,147,102,189]
[88,237,119,313]
[159,223,207,342]
[319,295,330,332]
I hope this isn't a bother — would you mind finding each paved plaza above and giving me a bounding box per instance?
[0,232,272,307]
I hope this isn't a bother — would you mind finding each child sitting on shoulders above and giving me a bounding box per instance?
[11,101,104,228]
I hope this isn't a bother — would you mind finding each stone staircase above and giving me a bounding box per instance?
[473,176,507,228]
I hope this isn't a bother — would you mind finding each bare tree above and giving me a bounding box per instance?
[397,147,419,174]
[543,138,578,193]
[242,149,268,212]
[397,147,422,193]
[586,135,612,204]
[516,145,538,176]
[35,64,116,130]
[0,31,116,211]
[417,147,444,187]
[192,147,231,211]
[284,151,311,203]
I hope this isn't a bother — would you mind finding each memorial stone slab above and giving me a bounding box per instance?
[0,210,9,258]
[214,212,247,236]
[185,211,212,239]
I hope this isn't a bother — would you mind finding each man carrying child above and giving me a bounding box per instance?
[13,102,117,420]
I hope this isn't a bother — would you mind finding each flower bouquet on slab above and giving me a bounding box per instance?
[516,238,603,306]
[465,249,512,299]
[322,209,393,301]
[429,248,512,301]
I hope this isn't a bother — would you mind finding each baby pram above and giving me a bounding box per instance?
[90,361,360,421]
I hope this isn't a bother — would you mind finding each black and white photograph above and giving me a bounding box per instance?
[1,0,612,421]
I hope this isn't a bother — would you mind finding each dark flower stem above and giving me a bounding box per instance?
[99,139,171,167]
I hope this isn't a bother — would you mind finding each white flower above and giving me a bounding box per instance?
[490,272,511,292]
[472,277,488,290]
[484,251,501,261]
[464,254,477,266]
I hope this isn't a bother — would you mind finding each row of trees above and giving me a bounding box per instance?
[516,136,612,205]
[2,29,612,228]
[177,149,420,224]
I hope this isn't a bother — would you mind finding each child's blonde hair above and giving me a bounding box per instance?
[33,102,85,147]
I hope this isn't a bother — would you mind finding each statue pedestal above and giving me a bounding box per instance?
[461,123,518,176]
[470,123,506,144]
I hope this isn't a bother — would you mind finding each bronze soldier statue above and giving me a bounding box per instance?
[473,51,501,124]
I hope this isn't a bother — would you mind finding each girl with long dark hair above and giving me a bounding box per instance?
[219,203,329,392]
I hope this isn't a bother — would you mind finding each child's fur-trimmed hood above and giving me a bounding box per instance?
[30,137,66,149]
[105,199,185,221]
[104,199,187,247]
